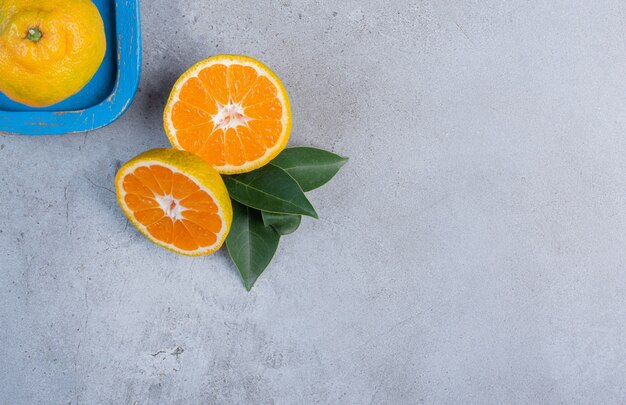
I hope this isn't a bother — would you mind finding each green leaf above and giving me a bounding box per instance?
[261,211,302,235]
[226,201,280,291]
[270,146,348,192]
[223,164,318,218]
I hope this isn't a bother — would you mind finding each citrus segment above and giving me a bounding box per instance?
[115,148,233,256]
[164,55,292,174]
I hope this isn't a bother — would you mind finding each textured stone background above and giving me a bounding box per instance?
[2,0,626,403]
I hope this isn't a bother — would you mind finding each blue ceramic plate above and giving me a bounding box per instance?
[0,0,141,135]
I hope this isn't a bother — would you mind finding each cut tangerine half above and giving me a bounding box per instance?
[163,55,292,174]
[115,148,233,256]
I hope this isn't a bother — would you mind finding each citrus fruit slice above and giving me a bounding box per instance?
[115,148,233,256]
[163,55,292,174]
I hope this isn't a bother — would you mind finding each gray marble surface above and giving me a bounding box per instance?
[2,0,626,403]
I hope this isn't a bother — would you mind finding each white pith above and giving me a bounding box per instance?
[117,161,227,255]
[212,101,252,130]
[165,56,291,173]
[155,194,185,221]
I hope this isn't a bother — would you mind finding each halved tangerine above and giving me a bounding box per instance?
[115,148,233,256]
[163,54,292,174]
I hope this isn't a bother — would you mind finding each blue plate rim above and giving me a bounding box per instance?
[0,0,142,136]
